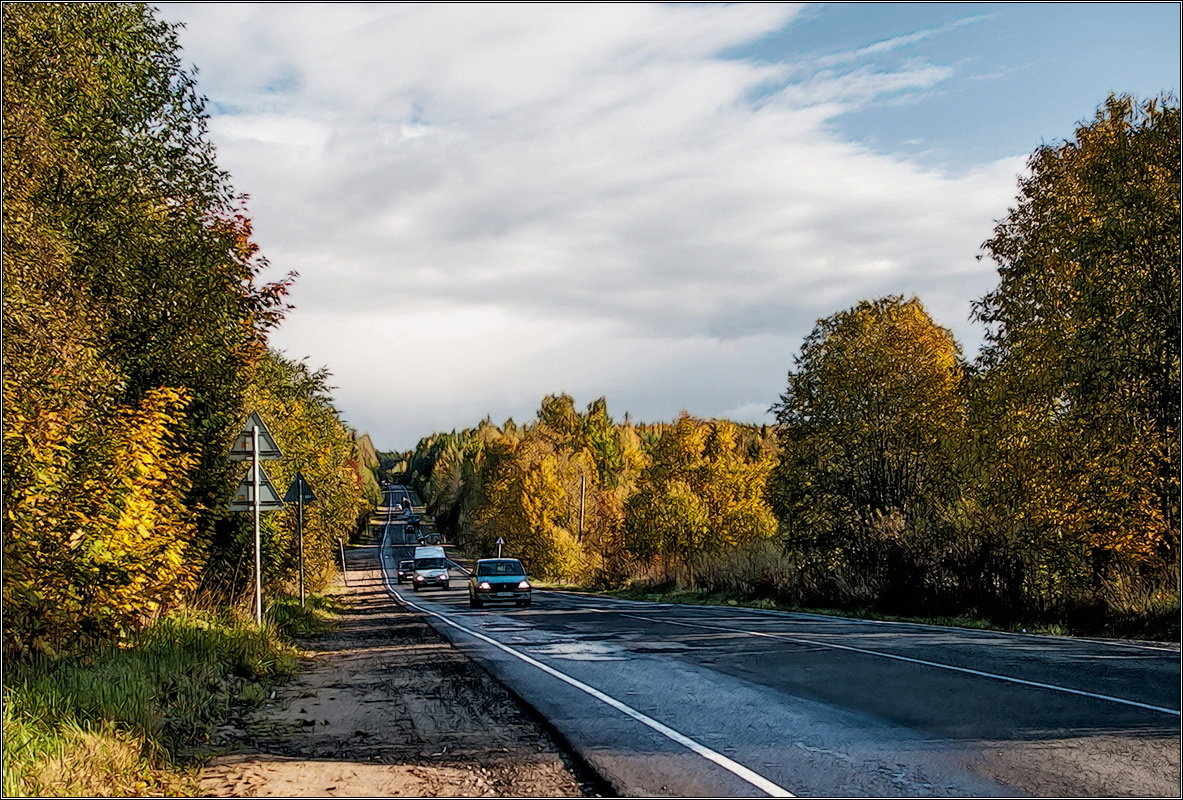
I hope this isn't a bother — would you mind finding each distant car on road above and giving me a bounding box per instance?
[468,558,531,608]
[396,559,414,584]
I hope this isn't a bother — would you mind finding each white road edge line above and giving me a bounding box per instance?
[618,614,1181,717]
[377,524,796,799]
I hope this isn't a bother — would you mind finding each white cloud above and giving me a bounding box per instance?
[211,114,330,149]
[158,2,1023,449]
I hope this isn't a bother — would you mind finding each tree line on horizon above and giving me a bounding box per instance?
[3,4,379,659]
[398,94,1179,635]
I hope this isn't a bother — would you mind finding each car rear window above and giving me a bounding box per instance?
[477,560,524,576]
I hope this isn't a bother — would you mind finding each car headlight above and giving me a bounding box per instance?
[414,575,424,582]
[478,581,491,590]
[518,581,531,590]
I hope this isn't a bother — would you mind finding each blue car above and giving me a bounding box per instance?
[468,558,532,608]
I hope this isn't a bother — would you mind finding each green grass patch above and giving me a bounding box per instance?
[265,592,344,638]
[0,597,337,797]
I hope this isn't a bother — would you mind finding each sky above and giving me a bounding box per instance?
[156,2,1180,452]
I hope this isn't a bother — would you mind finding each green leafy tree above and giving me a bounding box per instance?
[351,432,383,513]
[232,353,372,595]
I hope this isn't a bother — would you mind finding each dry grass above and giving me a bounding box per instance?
[17,721,197,797]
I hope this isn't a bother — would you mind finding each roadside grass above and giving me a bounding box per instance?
[529,580,593,592]
[559,541,1179,642]
[453,532,1177,641]
[581,584,1177,642]
[2,593,341,797]
[265,592,346,637]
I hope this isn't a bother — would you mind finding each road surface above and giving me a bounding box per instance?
[378,486,1181,797]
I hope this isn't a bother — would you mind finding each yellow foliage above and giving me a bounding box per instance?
[238,351,372,595]
[4,388,200,656]
[625,414,778,574]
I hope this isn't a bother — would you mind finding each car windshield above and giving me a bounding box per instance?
[399,561,413,568]
[476,560,524,577]
[415,558,446,570]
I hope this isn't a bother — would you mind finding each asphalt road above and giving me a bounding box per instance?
[377,487,1181,797]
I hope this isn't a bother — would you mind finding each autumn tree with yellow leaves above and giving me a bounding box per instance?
[767,95,1178,628]
[624,415,778,582]
[3,5,372,656]
[410,398,777,586]
[969,94,1179,620]
[770,296,968,610]
[410,94,1177,635]
[233,352,373,596]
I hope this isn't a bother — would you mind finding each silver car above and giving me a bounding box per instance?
[411,556,450,591]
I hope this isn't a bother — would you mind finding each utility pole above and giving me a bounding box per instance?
[578,472,586,539]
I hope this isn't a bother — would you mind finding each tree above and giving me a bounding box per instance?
[3,388,199,655]
[971,94,1180,606]
[770,296,967,608]
[624,414,777,581]
[229,352,370,596]
[3,4,291,653]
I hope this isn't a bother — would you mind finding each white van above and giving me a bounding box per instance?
[411,545,449,591]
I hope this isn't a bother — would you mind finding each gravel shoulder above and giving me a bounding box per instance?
[199,538,600,798]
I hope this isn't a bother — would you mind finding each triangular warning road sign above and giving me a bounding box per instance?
[283,471,318,504]
[228,464,285,511]
[229,412,283,461]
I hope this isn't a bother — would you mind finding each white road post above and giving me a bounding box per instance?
[253,424,262,625]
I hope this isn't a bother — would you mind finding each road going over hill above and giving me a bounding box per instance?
[378,486,1180,797]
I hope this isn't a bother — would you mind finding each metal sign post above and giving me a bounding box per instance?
[253,425,261,625]
[284,472,318,608]
[228,412,284,626]
[298,485,304,606]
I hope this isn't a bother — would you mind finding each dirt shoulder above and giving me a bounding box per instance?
[199,539,600,798]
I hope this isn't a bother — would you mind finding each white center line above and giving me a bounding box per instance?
[617,614,1180,717]
[377,526,795,798]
